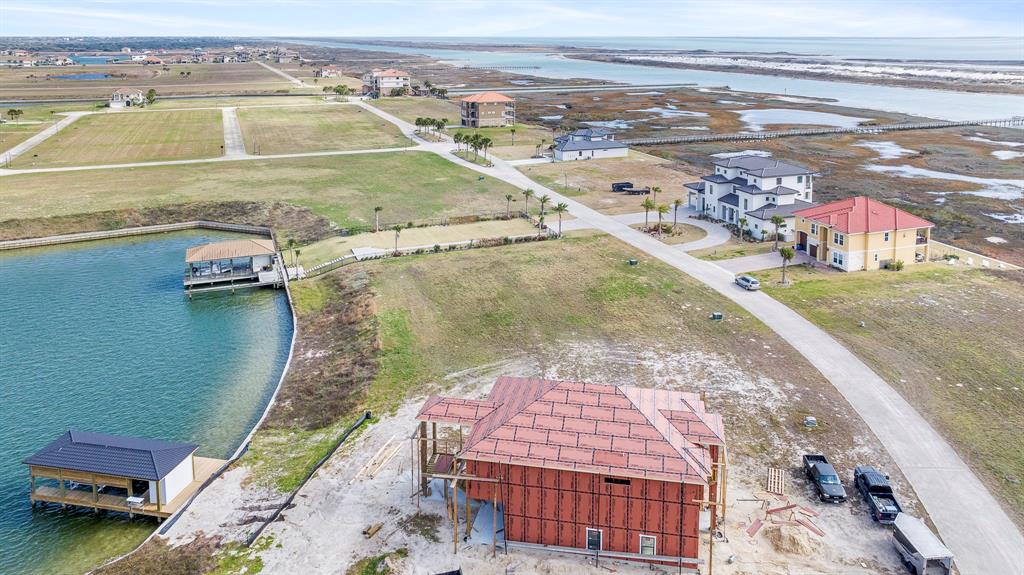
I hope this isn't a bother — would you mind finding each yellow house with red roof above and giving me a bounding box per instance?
[793,196,934,271]
[460,91,515,127]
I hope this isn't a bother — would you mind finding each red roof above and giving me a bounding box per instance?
[374,68,408,77]
[461,91,514,103]
[793,196,933,234]
[417,377,724,485]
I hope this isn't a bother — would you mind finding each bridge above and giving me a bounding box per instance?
[620,116,1024,146]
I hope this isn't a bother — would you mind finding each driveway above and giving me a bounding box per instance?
[715,250,815,274]
[356,99,1024,575]
[1,111,90,164]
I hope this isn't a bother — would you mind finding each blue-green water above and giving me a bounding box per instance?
[0,230,293,575]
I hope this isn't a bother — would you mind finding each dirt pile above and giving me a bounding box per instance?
[763,524,821,556]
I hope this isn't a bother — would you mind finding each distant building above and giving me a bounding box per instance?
[315,65,342,78]
[552,128,629,161]
[685,155,817,241]
[460,91,515,128]
[109,88,145,108]
[793,196,934,271]
[130,54,146,62]
[121,47,132,53]
[362,68,411,96]
[142,56,163,65]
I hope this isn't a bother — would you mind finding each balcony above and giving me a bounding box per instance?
[916,236,928,245]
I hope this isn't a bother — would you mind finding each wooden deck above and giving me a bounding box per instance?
[30,456,226,519]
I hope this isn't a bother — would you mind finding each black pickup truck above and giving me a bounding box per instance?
[803,454,848,503]
[611,182,634,192]
[854,466,902,523]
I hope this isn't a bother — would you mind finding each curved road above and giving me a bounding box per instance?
[357,100,1024,575]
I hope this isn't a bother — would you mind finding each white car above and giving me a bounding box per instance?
[735,275,761,290]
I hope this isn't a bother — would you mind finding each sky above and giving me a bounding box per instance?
[0,0,1022,38]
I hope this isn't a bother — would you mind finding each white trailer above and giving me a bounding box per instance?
[892,513,954,575]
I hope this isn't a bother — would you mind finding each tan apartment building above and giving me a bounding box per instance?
[460,91,515,127]
[793,196,934,271]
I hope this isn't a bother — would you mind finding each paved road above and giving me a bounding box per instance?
[1,111,89,165]
[357,100,1024,575]
[715,250,815,274]
[256,61,306,87]
[220,107,247,157]
[561,208,733,252]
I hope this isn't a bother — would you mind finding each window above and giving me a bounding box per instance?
[586,529,602,551]
[776,177,782,185]
[797,175,803,183]
[743,198,748,209]
[810,223,818,235]
[604,477,631,486]
[832,252,845,267]
[754,224,759,230]
[833,232,844,246]
[640,535,656,556]
[708,184,714,194]
[874,254,879,262]
[884,232,890,242]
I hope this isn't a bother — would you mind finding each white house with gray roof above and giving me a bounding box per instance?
[552,128,629,161]
[685,155,817,241]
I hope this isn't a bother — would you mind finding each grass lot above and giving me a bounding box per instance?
[689,236,780,260]
[12,109,224,168]
[452,123,550,146]
[753,264,1024,526]
[238,104,409,154]
[0,63,294,99]
[0,122,49,152]
[517,152,694,214]
[1,151,519,229]
[300,219,536,265]
[452,149,492,166]
[369,96,460,125]
[148,95,324,109]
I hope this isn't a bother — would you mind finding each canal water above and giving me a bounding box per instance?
[0,230,293,575]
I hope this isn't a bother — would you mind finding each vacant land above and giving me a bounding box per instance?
[0,122,49,152]
[689,235,779,260]
[451,123,552,160]
[754,264,1024,527]
[300,218,537,266]
[0,63,294,99]
[11,109,224,168]
[148,95,323,109]
[0,151,519,229]
[517,152,694,214]
[237,104,409,154]
[368,96,460,125]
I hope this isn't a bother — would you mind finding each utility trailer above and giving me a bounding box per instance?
[892,513,953,575]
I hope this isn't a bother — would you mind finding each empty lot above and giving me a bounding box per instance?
[11,109,224,168]
[237,104,409,154]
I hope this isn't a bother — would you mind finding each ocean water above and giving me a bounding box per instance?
[0,230,293,575]
[294,39,1024,121]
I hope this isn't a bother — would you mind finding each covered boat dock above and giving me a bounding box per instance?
[184,238,284,293]
[23,430,225,520]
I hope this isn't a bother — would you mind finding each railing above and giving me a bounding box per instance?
[184,269,259,284]
[916,236,928,245]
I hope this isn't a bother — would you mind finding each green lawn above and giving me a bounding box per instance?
[0,151,520,229]
[368,96,461,125]
[237,104,410,154]
[451,123,549,148]
[11,109,224,168]
[754,264,1024,525]
[0,122,49,152]
[689,237,779,260]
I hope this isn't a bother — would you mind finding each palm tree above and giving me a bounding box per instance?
[469,134,483,161]
[656,204,670,236]
[538,194,551,216]
[672,198,683,231]
[505,193,514,218]
[414,117,423,133]
[510,127,516,146]
[522,188,534,216]
[393,224,404,254]
[480,137,493,161]
[770,215,787,252]
[738,217,748,240]
[293,249,301,275]
[651,186,662,204]
[285,237,298,267]
[535,138,547,158]
[641,198,656,229]
[373,206,383,232]
[453,132,463,151]
[779,246,795,285]
[552,202,568,236]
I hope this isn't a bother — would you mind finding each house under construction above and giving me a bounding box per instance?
[411,376,727,571]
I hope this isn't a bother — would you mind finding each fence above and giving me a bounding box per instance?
[621,116,1024,146]
[0,220,272,251]
[928,240,1022,271]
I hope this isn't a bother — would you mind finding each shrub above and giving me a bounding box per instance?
[433,244,441,253]
[888,260,905,271]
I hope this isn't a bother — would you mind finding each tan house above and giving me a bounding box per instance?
[315,65,342,78]
[362,68,411,96]
[109,88,145,109]
[460,91,515,127]
[793,196,933,271]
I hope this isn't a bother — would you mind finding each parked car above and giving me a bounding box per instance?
[892,513,953,575]
[854,466,902,523]
[735,275,761,291]
[611,181,634,192]
[803,454,848,502]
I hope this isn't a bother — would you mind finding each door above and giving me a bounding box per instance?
[586,528,602,551]
[809,244,818,258]
[798,231,808,251]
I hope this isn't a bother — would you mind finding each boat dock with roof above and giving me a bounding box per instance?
[184,238,285,294]
[23,430,225,520]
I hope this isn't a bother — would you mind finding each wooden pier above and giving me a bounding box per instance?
[29,456,225,519]
[621,116,1024,146]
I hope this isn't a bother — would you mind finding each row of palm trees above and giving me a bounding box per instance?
[640,195,687,237]
[519,188,569,235]
[454,132,493,163]
[414,116,448,136]
[322,84,355,96]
